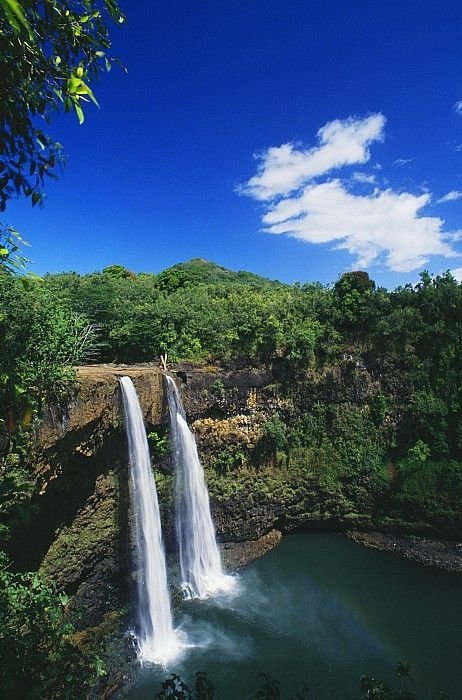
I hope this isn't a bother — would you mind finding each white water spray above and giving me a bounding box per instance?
[166,375,236,599]
[120,376,183,665]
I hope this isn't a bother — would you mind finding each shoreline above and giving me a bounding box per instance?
[221,528,462,574]
[346,529,462,573]
[221,529,283,570]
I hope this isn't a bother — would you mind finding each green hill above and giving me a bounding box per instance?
[154,258,284,292]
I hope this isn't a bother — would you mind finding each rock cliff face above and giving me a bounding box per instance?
[21,360,442,631]
[18,366,165,627]
[25,363,292,628]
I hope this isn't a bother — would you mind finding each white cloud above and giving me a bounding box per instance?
[437,190,462,203]
[450,267,462,281]
[239,114,461,273]
[262,180,456,272]
[453,100,462,115]
[237,114,385,201]
[351,172,376,184]
[393,158,413,166]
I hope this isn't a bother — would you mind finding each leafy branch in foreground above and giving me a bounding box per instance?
[0,224,29,273]
[156,672,215,700]
[0,551,105,699]
[0,0,126,268]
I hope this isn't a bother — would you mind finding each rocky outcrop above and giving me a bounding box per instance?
[222,529,283,570]
[36,364,165,456]
[347,530,462,573]
[23,361,460,637]
[17,366,165,626]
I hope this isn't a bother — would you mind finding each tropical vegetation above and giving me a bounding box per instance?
[2,258,461,696]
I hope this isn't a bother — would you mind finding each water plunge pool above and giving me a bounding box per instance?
[127,534,462,699]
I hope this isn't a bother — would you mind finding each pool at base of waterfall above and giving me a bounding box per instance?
[125,533,462,699]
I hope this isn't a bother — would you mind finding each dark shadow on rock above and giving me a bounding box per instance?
[13,422,125,571]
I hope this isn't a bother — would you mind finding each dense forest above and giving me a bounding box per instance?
[1,258,462,697]
[3,257,462,459]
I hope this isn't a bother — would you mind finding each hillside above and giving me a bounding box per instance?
[154,258,284,291]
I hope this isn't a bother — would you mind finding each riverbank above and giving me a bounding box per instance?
[347,530,462,573]
[223,528,462,574]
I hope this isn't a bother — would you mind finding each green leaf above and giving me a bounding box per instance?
[0,0,34,41]
[76,80,100,107]
[74,100,84,125]
[66,76,82,93]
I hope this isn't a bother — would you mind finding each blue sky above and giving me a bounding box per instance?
[5,0,462,287]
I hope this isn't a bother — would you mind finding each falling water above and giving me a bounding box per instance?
[166,375,236,599]
[120,376,183,665]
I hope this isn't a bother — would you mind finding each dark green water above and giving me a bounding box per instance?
[128,534,462,699]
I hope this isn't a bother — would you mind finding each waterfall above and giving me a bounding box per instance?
[166,375,235,599]
[120,376,182,665]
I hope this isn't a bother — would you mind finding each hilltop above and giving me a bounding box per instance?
[154,258,285,291]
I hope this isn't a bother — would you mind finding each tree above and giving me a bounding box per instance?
[254,417,288,468]
[0,272,96,412]
[332,270,378,337]
[0,270,95,540]
[0,551,103,698]
[0,0,125,270]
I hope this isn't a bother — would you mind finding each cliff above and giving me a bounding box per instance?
[20,362,321,626]
[19,361,460,635]
[16,366,164,627]
[21,363,289,628]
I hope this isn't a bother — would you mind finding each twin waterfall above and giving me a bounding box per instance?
[166,375,234,599]
[119,377,180,665]
[120,374,234,666]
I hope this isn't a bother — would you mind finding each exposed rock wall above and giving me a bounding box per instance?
[26,362,286,627]
[17,366,165,627]
[24,360,454,632]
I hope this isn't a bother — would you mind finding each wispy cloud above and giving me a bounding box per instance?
[437,190,462,203]
[393,158,413,166]
[450,267,462,282]
[453,100,462,115]
[351,172,376,185]
[236,114,385,201]
[239,114,460,273]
